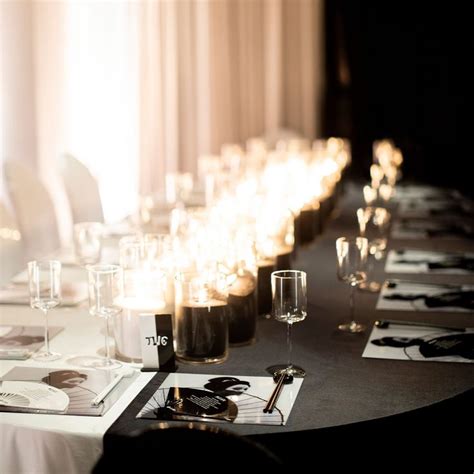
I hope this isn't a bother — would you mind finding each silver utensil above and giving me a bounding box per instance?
[374,319,465,332]
[90,369,134,406]
[385,279,464,291]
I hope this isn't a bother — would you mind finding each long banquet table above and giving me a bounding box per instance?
[1,183,473,472]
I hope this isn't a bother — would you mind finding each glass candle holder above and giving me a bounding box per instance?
[221,237,258,346]
[116,235,173,362]
[273,209,295,271]
[73,222,103,266]
[174,271,229,364]
[227,269,257,346]
[256,239,277,317]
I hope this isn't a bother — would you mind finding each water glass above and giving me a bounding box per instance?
[28,260,62,361]
[266,270,307,377]
[73,222,103,266]
[87,264,123,369]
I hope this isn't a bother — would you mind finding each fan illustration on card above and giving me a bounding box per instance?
[363,325,474,363]
[138,386,284,425]
[0,381,70,413]
[137,374,304,426]
[0,366,137,416]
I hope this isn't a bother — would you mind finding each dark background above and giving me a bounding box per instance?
[322,1,473,197]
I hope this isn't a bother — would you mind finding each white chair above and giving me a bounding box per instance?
[60,153,104,224]
[3,160,60,261]
[0,202,25,285]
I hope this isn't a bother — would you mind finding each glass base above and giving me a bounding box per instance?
[266,364,306,378]
[359,281,381,292]
[32,351,61,362]
[338,321,366,333]
[177,354,227,365]
[94,358,122,370]
[66,355,121,369]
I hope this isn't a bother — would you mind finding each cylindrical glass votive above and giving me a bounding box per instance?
[228,269,258,346]
[257,256,276,317]
[174,272,229,364]
[116,235,174,362]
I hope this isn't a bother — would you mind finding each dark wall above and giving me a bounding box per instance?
[323,1,474,196]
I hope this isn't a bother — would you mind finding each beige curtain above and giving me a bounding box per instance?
[1,0,323,221]
[137,0,324,195]
[0,0,70,233]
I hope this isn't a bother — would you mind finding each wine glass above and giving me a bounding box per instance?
[27,260,62,361]
[335,237,368,333]
[73,222,103,266]
[266,270,307,377]
[86,264,123,369]
[356,207,391,292]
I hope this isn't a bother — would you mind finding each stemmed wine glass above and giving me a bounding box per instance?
[266,270,307,377]
[356,207,391,292]
[335,237,368,333]
[73,222,104,266]
[86,264,123,369]
[28,260,62,361]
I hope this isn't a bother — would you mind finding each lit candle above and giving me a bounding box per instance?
[115,296,167,362]
[175,274,229,364]
[115,261,172,362]
[176,299,228,363]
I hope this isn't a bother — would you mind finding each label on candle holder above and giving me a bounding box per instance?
[139,314,176,372]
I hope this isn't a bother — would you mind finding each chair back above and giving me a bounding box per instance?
[0,202,24,285]
[60,153,104,224]
[3,160,60,260]
[94,422,282,470]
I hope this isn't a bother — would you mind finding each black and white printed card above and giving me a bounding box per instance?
[139,314,176,372]
[391,220,474,240]
[385,249,474,274]
[377,280,474,313]
[393,185,459,201]
[397,199,473,219]
[362,324,474,363]
[136,373,304,426]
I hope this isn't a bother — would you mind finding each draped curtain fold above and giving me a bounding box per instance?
[1,0,323,222]
[137,0,323,194]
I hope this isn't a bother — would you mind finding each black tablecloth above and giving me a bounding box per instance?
[103,184,474,467]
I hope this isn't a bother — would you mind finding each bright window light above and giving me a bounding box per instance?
[64,2,139,223]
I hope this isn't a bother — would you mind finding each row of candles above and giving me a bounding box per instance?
[364,139,404,207]
[356,139,404,294]
[113,137,352,364]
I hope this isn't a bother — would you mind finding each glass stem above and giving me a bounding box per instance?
[43,309,50,354]
[104,317,111,364]
[287,321,293,371]
[349,283,356,324]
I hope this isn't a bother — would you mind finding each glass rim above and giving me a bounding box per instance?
[271,270,306,279]
[27,260,61,267]
[336,236,369,243]
[174,270,225,282]
[119,234,146,245]
[357,206,390,212]
[85,263,121,273]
